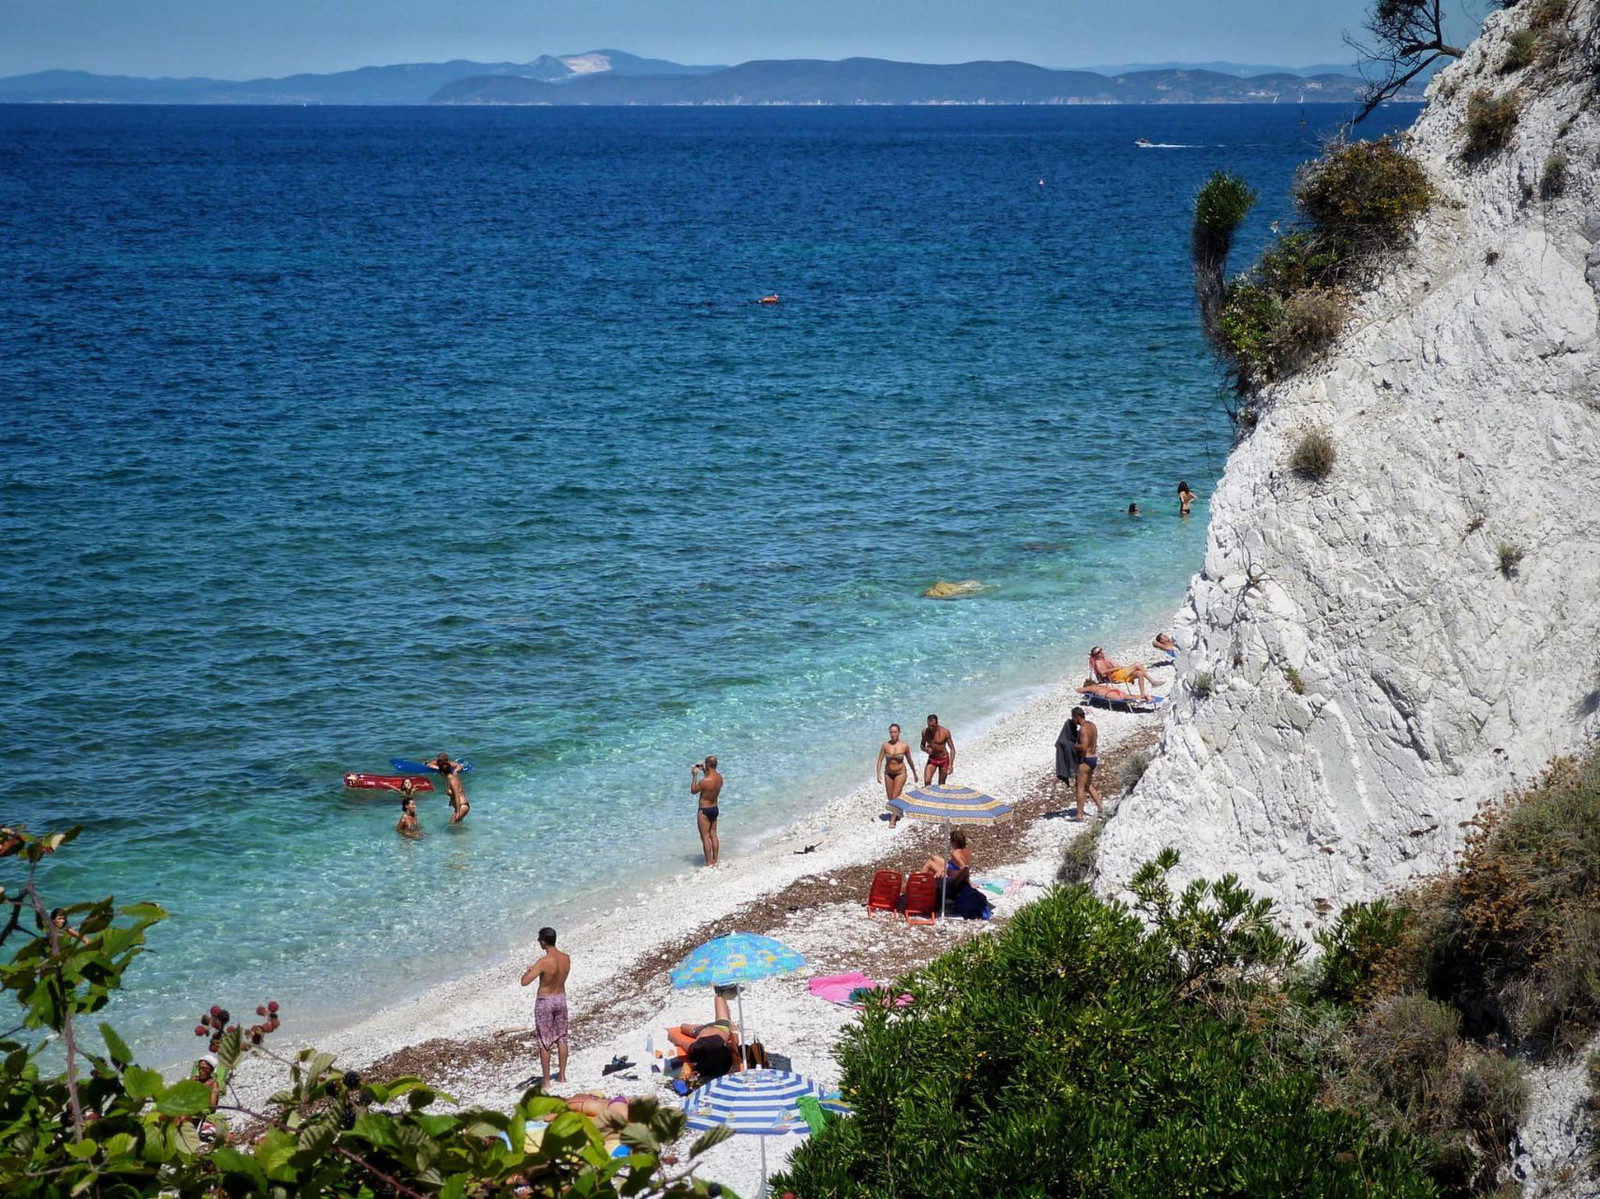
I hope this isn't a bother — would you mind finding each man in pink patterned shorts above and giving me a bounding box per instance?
[520,927,571,1084]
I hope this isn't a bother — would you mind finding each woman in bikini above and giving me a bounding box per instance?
[875,723,917,827]
[1177,480,1197,516]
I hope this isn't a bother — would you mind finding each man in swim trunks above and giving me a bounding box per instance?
[520,927,570,1085]
[432,752,469,824]
[1088,647,1158,701]
[690,756,723,867]
[396,794,422,839]
[1073,707,1102,820]
[920,715,956,785]
[1153,632,1178,659]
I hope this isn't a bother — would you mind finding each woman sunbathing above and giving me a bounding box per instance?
[1088,647,1158,700]
[1080,678,1160,705]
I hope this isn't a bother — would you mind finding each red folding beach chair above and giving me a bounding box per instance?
[867,870,903,915]
[903,871,939,925]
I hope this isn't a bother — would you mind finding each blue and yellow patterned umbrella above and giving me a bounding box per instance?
[888,782,1013,824]
[669,933,806,1067]
[669,933,806,989]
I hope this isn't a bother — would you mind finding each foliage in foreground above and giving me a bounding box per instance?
[776,854,1433,1199]
[1197,137,1433,393]
[0,826,729,1199]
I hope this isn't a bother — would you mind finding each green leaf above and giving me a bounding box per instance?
[155,1079,214,1117]
[215,1025,242,1076]
[440,1174,468,1199]
[64,1139,99,1159]
[689,1124,734,1156]
[98,1022,133,1068]
[350,1111,399,1150]
[124,1065,164,1100]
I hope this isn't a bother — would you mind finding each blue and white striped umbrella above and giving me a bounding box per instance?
[683,1067,826,1136]
[888,782,1013,824]
[684,1069,849,1197]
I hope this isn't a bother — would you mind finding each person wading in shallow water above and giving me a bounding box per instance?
[876,723,917,827]
[690,756,724,867]
[921,715,956,785]
[520,927,571,1085]
[431,752,470,824]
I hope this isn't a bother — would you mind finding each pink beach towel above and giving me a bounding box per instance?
[808,972,912,1009]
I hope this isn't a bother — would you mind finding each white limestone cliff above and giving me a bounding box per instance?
[1097,1,1600,937]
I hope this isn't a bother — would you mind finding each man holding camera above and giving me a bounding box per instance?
[690,756,724,867]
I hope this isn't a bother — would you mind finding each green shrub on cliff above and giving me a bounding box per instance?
[1463,90,1521,155]
[1203,138,1432,393]
[776,856,1432,1199]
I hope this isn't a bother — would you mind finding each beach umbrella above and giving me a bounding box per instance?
[888,782,1013,824]
[669,933,806,1055]
[682,1067,847,1197]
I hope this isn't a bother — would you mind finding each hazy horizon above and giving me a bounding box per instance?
[0,0,1482,80]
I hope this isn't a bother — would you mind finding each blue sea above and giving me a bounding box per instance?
[0,102,1412,1061]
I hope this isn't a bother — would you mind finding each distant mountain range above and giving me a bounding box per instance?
[0,48,1422,107]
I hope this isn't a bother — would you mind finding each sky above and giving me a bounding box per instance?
[0,0,1482,79]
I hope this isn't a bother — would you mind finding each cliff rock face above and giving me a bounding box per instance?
[1097,1,1600,933]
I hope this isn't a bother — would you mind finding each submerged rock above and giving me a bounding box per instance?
[922,579,986,599]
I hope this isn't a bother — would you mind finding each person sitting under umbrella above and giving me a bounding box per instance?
[919,827,987,919]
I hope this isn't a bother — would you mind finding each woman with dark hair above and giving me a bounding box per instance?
[1177,481,1197,516]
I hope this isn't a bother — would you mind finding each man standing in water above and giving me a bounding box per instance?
[1073,706,1103,820]
[921,715,956,785]
[520,927,570,1085]
[690,757,723,867]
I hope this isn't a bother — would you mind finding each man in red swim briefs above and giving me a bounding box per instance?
[520,927,571,1085]
[920,714,956,785]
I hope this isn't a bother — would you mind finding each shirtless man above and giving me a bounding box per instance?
[396,794,422,839]
[1088,647,1158,701]
[1073,707,1102,820]
[520,927,571,1085]
[431,753,470,824]
[920,715,956,785]
[690,756,723,867]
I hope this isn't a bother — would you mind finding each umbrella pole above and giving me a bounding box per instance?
[759,1135,768,1199]
[737,990,748,1068]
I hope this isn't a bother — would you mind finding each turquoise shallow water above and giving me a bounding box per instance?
[0,103,1410,1060]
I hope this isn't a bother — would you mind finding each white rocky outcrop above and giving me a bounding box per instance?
[1098,1,1600,936]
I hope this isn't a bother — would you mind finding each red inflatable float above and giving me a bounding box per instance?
[344,773,434,793]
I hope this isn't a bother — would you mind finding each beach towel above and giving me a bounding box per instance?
[809,972,912,1008]
[1078,690,1165,713]
[1054,718,1081,782]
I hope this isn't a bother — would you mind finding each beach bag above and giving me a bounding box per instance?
[740,1040,770,1069]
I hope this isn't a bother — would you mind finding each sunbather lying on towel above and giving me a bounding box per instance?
[1088,646,1158,700]
[666,991,739,1084]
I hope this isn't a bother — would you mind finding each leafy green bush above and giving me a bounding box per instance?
[1192,670,1214,699]
[1290,427,1337,481]
[1540,152,1569,199]
[1284,666,1306,694]
[1294,138,1435,252]
[1398,753,1600,1053]
[1309,899,1409,1007]
[0,825,724,1199]
[1204,139,1428,392]
[1464,91,1521,156]
[777,860,1433,1199]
